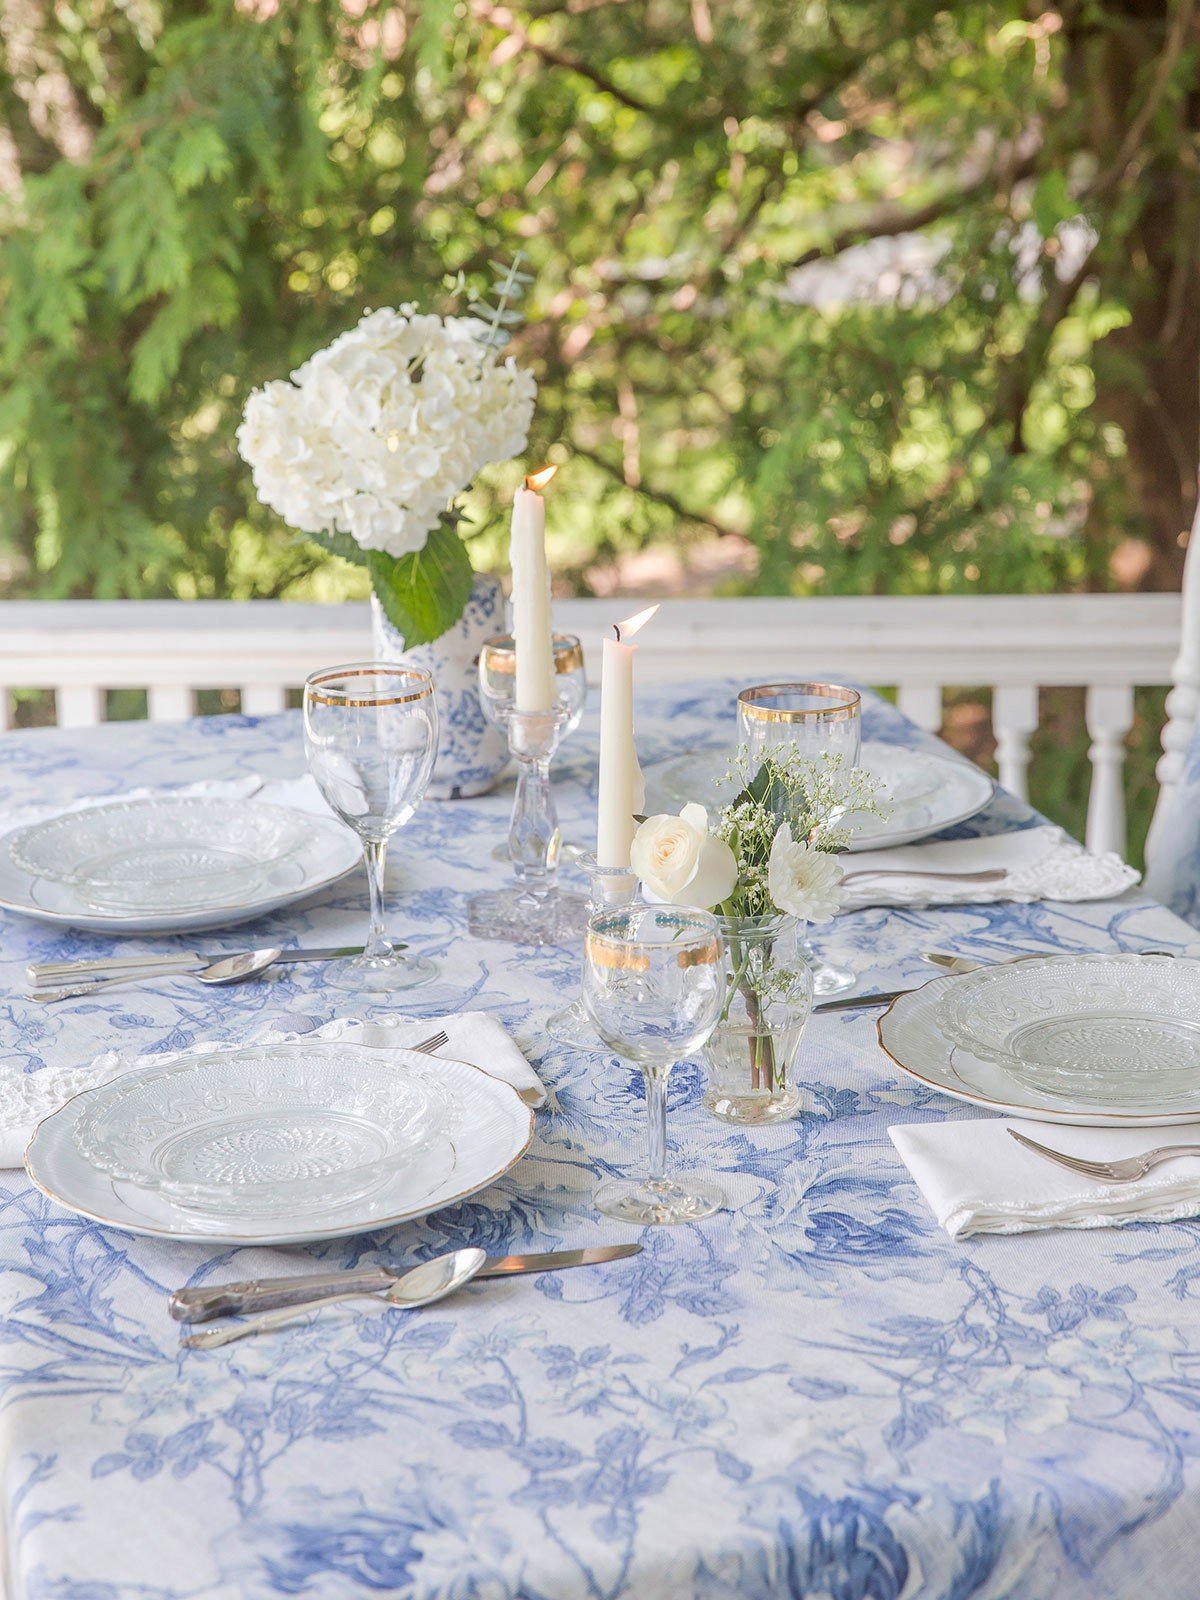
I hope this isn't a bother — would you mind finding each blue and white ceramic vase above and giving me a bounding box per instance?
[371,574,509,800]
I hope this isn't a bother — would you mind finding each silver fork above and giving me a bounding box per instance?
[1009,1128,1200,1184]
[413,1029,449,1054]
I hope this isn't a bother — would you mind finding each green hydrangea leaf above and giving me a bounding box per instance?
[366,522,474,648]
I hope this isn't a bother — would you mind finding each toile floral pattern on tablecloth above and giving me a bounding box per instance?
[0,681,1197,1600]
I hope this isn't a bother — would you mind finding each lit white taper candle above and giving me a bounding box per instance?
[596,604,659,867]
[510,465,557,713]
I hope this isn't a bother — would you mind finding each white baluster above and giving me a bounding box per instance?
[1147,492,1200,865]
[55,685,104,728]
[1085,684,1135,857]
[993,685,1039,803]
[897,684,942,733]
[240,685,289,717]
[148,685,194,722]
[0,688,12,732]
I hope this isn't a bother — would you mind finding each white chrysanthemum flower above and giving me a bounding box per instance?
[766,824,844,922]
[236,306,537,559]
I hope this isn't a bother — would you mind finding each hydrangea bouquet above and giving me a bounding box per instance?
[237,266,536,647]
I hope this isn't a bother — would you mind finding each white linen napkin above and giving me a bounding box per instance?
[3,1013,544,1170]
[890,1116,1200,1238]
[841,824,1138,909]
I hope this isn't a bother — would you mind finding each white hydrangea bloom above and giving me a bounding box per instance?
[236,305,537,559]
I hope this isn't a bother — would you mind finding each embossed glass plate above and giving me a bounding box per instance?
[934,954,1200,1106]
[70,1042,448,1216]
[645,742,994,852]
[27,1049,534,1244]
[7,798,313,913]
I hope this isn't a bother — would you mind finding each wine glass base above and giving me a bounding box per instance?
[797,934,855,996]
[322,952,439,993]
[467,887,589,947]
[703,1086,803,1124]
[545,999,601,1050]
[810,960,855,996]
[594,1175,724,1226]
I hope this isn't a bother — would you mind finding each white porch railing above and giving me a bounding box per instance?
[0,594,1188,862]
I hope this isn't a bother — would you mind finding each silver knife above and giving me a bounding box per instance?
[28,946,364,986]
[815,987,915,1012]
[168,1243,642,1324]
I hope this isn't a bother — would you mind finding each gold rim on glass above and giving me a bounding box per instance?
[480,635,585,676]
[737,682,861,724]
[585,908,722,972]
[304,662,436,709]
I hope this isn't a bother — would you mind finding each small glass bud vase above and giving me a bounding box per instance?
[701,913,813,1124]
[467,635,588,947]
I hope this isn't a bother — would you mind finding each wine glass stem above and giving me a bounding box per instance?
[362,838,391,960]
[643,1065,670,1187]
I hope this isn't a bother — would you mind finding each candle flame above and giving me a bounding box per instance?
[613,603,659,643]
[524,465,558,491]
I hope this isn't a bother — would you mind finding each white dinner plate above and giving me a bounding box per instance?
[0,803,361,934]
[26,1048,535,1244]
[878,970,1200,1127]
[645,742,995,852]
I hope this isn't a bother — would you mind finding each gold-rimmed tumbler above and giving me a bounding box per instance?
[303,663,439,992]
[737,682,862,770]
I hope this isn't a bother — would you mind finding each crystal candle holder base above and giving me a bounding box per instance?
[467,886,589,947]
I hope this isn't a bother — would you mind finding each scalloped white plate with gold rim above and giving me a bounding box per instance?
[878,968,1200,1128]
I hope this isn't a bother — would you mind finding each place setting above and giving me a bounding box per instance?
[0,493,1170,1301]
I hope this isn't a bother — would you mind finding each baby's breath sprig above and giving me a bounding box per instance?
[711,749,884,921]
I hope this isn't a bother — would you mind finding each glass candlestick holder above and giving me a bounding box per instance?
[545,855,639,1048]
[484,634,587,862]
[468,636,588,946]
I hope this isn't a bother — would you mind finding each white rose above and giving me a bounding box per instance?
[767,824,844,923]
[631,803,737,909]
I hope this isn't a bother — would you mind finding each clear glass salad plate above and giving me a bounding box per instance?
[644,742,993,852]
[70,1042,449,1217]
[934,954,1200,1106]
[7,797,313,913]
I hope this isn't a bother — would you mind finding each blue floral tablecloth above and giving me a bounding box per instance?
[0,681,1197,1600]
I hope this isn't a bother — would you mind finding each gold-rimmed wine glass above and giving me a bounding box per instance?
[303,662,439,992]
[582,904,727,1225]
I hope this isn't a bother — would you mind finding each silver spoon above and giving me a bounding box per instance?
[31,947,283,1004]
[182,1246,487,1350]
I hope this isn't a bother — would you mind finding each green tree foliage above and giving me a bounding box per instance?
[0,0,1195,602]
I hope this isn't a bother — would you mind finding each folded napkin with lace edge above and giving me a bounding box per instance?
[891,1116,1200,1238]
[842,824,1139,910]
[2,1014,545,1171]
